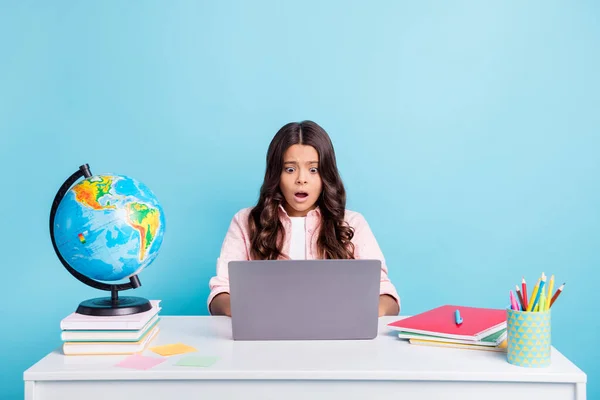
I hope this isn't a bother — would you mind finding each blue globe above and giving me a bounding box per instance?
[53,174,165,282]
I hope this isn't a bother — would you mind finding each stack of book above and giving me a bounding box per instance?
[60,300,161,355]
[388,305,508,352]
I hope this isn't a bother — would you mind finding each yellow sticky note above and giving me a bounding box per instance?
[149,343,197,356]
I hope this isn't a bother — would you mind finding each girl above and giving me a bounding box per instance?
[208,120,400,317]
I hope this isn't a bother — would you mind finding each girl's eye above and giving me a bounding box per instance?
[309,168,318,173]
[285,167,295,173]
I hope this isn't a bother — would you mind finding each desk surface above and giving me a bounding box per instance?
[24,316,586,384]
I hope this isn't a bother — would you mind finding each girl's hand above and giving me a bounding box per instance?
[209,293,232,317]
[378,294,400,317]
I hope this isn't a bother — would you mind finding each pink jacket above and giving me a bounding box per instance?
[207,205,400,312]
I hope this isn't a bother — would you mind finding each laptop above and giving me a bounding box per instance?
[228,259,381,340]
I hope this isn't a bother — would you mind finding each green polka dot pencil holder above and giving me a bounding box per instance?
[506,308,551,367]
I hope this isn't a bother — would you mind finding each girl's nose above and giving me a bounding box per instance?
[296,171,307,184]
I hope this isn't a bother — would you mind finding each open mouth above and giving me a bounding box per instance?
[295,191,309,199]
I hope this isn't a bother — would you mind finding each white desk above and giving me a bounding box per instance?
[23,316,587,400]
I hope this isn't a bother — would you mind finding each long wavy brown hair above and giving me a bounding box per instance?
[248,120,355,260]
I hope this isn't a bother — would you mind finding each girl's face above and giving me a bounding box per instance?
[280,144,323,217]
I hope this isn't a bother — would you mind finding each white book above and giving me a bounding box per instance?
[398,329,507,347]
[60,300,161,331]
[61,315,160,342]
[62,325,160,355]
[409,338,507,352]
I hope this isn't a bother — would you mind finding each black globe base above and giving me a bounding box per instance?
[76,296,152,316]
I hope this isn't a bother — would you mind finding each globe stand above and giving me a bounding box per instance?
[75,276,152,317]
[49,164,152,317]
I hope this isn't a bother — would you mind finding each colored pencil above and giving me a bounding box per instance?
[545,274,555,311]
[509,290,517,310]
[531,273,546,311]
[515,285,525,310]
[522,276,528,311]
[526,279,540,312]
[549,283,565,308]
[538,290,546,313]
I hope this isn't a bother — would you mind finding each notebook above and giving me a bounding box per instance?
[409,338,508,352]
[387,305,507,341]
[62,325,160,355]
[61,315,160,342]
[397,328,507,347]
[60,300,161,330]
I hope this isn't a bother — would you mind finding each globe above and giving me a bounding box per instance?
[54,175,165,281]
[50,164,165,316]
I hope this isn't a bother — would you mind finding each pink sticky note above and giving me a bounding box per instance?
[115,354,166,370]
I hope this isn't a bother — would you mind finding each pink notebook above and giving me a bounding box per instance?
[387,305,507,341]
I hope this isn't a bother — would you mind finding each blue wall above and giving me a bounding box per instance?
[1,1,598,398]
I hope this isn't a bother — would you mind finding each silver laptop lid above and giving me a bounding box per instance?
[228,259,381,340]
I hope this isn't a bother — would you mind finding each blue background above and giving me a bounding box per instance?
[1,1,598,398]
